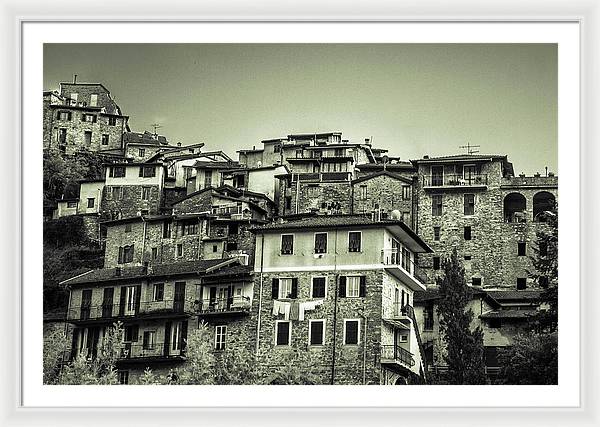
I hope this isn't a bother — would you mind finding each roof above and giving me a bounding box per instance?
[355,162,415,171]
[193,161,240,169]
[352,170,413,185]
[123,131,170,146]
[202,264,253,279]
[78,178,105,184]
[382,319,410,330]
[100,214,173,226]
[251,214,432,253]
[485,290,542,301]
[61,259,239,286]
[480,309,538,320]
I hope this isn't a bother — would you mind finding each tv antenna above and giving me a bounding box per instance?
[151,123,162,135]
[459,142,480,155]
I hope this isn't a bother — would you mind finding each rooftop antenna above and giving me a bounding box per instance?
[459,142,480,155]
[151,123,162,137]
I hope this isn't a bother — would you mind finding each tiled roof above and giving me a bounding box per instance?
[480,309,538,319]
[202,264,253,279]
[61,259,237,286]
[414,287,487,303]
[485,290,542,301]
[412,154,507,163]
[352,171,413,185]
[123,131,169,146]
[193,161,240,169]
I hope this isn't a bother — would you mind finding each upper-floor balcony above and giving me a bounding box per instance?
[118,342,186,363]
[290,172,352,183]
[197,296,252,317]
[381,248,428,290]
[422,173,488,190]
[67,299,195,323]
[380,344,415,369]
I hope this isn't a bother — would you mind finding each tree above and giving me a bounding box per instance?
[175,321,216,385]
[43,326,69,384]
[497,332,558,384]
[436,248,487,385]
[262,349,321,385]
[213,347,260,385]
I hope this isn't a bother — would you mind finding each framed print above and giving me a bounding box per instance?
[1,1,599,426]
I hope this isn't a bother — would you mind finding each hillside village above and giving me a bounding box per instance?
[43,79,558,385]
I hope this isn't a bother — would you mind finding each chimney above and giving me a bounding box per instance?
[364,138,370,144]
[178,142,182,147]
[534,172,541,177]
[73,74,77,84]
[548,171,555,177]
[519,173,526,178]
[115,267,121,277]
[423,155,429,159]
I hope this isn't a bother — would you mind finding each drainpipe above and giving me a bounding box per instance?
[330,229,339,384]
[363,314,368,385]
[141,216,147,264]
[255,233,265,356]
[295,174,300,214]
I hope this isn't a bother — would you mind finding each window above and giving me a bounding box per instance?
[228,223,239,235]
[87,198,95,208]
[539,241,548,257]
[81,114,97,123]
[518,242,526,256]
[90,94,98,107]
[70,92,78,104]
[432,194,443,216]
[464,194,475,215]
[307,186,320,198]
[311,277,326,298]
[284,196,292,210]
[424,303,434,331]
[108,116,117,126]
[118,245,134,264]
[344,320,360,345]
[66,201,77,208]
[359,185,367,200]
[472,277,482,287]
[118,371,129,385]
[123,324,139,342]
[138,148,145,158]
[348,231,361,252]
[215,325,227,350]
[399,334,408,343]
[295,149,303,158]
[101,134,109,146]
[58,111,72,121]
[182,220,198,236]
[58,128,67,144]
[281,234,294,255]
[204,170,212,188]
[124,223,132,233]
[139,166,156,178]
[84,131,92,145]
[274,144,281,153]
[142,331,156,350]
[275,321,291,346]
[163,220,172,239]
[110,166,126,178]
[433,226,440,241]
[431,165,443,186]
[402,185,411,200]
[212,245,218,253]
[489,318,502,329]
[151,247,158,261]
[177,244,183,257]
[433,256,440,270]
[276,278,297,299]
[309,320,325,346]
[141,187,151,201]
[153,283,164,301]
[517,278,527,290]
[344,276,363,298]
[464,255,472,261]
[314,233,327,254]
[464,226,472,240]
[539,275,549,288]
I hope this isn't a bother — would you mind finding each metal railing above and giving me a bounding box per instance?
[291,172,352,182]
[67,304,122,321]
[381,249,428,284]
[197,296,251,314]
[138,299,196,315]
[423,174,488,187]
[381,345,415,367]
[119,342,185,360]
[67,299,195,321]
[391,303,415,319]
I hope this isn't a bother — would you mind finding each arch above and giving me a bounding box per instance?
[394,376,408,385]
[533,191,556,222]
[503,192,527,223]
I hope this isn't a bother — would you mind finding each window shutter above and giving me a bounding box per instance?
[134,285,142,313]
[359,276,366,297]
[290,278,298,299]
[118,287,126,316]
[339,276,346,298]
[142,332,149,348]
[109,167,114,178]
[117,247,123,264]
[132,325,139,342]
[81,114,85,122]
[67,112,72,121]
[271,278,279,299]
[181,320,188,353]
[93,115,97,123]
[163,322,171,356]
[139,167,144,177]
[70,329,79,359]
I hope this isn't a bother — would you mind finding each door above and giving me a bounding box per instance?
[170,321,182,356]
[124,286,137,316]
[431,166,443,186]
[209,286,217,311]
[217,287,227,311]
[81,290,92,320]
[174,282,186,313]
[463,164,477,184]
[102,287,114,318]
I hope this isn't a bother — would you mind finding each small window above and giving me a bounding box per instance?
[464,255,472,261]
[359,185,367,200]
[141,187,151,201]
[517,278,527,290]
[281,234,294,255]
[402,185,411,200]
[212,244,218,253]
[108,116,117,126]
[101,134,109,146]
[432,194,443,216]
[464,226,472,240]
[311,277,326,298]
[118,245,134,264]
[139,166,156,178]
[275,321,291,346]
[472,277,482,287]
[274,144,281,153]
[433,256,440,270]
[177,244,183,257]
[539,241,548,257]
[81,113,96,123]
[84,131,92,145]
[464,194,475,215]
[153,283,164,301]
[87,198,95,208]
[307,186,320,198]
[111,166,126,178]
[58,111,72,121]
[309,320,325,346]
[124,223,132,233]
[142,331,156,350]
[346,276,361,298]
[344,320,360,345]
[314,233,327,254]
[284,196,292,210]
[182,220,198,236]
[518,242,526,256]
[151,247,158,261]
[138,148,145,158]
[433,226,440,241]
[278,278,296,299]
[215,325,227,350]
[90,94,98,107]
[348,231,361,252]
[66,201,77,208]
[163,220,172,239]
[118,371,129,385]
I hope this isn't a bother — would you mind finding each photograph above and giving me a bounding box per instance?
[41,42,558,386]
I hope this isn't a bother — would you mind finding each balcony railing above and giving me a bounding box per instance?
[381,345,415,367]
[67,303,122,321]
[290,172,352,183]
[423,174,488,188]
[197,296,251,315]
[381,249,428,284]
[391,303,415,319]
[68,299,195,321]
[138,299,196,315]
[119,342,185,360]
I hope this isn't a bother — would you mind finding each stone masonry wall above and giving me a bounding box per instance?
[100,185,162,220]
[279,180,353,216]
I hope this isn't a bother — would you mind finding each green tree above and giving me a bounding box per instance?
[436,248,487,385]
[262,349,321,385]
[498,332,558,384]
[213,346,260,385]
[175,321,216,385]
[43,327,69,384]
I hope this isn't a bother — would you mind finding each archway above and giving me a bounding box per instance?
[503,193,527,223]
[533,191,556,222]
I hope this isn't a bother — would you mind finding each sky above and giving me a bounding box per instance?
[44,43,557,175]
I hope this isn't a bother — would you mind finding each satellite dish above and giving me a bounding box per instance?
[390,210,401,220]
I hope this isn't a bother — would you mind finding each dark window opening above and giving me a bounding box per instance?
[464,226,472,240]
[281,234,294,255]
[517,278,527,290]
[312,277,326,298]
[518,241,526,256]
[432,194,443,216]
[433,256,440,270]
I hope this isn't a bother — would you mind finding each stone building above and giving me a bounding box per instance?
[43,80,129,155]
[251,215,432,385]
[61,258,245,384]
[412,154,557,289]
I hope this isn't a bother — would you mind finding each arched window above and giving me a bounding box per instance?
[533,191,556,222]
[503,193,527,223]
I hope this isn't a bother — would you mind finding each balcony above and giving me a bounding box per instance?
[391,303,415,320]
[197,296,251,316]
[118,342,186,364]
[381,249,428,290]
[67,299,195,323]
[138,299,196,318]
[67,303,121,323]
[422,174,488,190]
[381,345,415,369]
[290,172,353,183]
